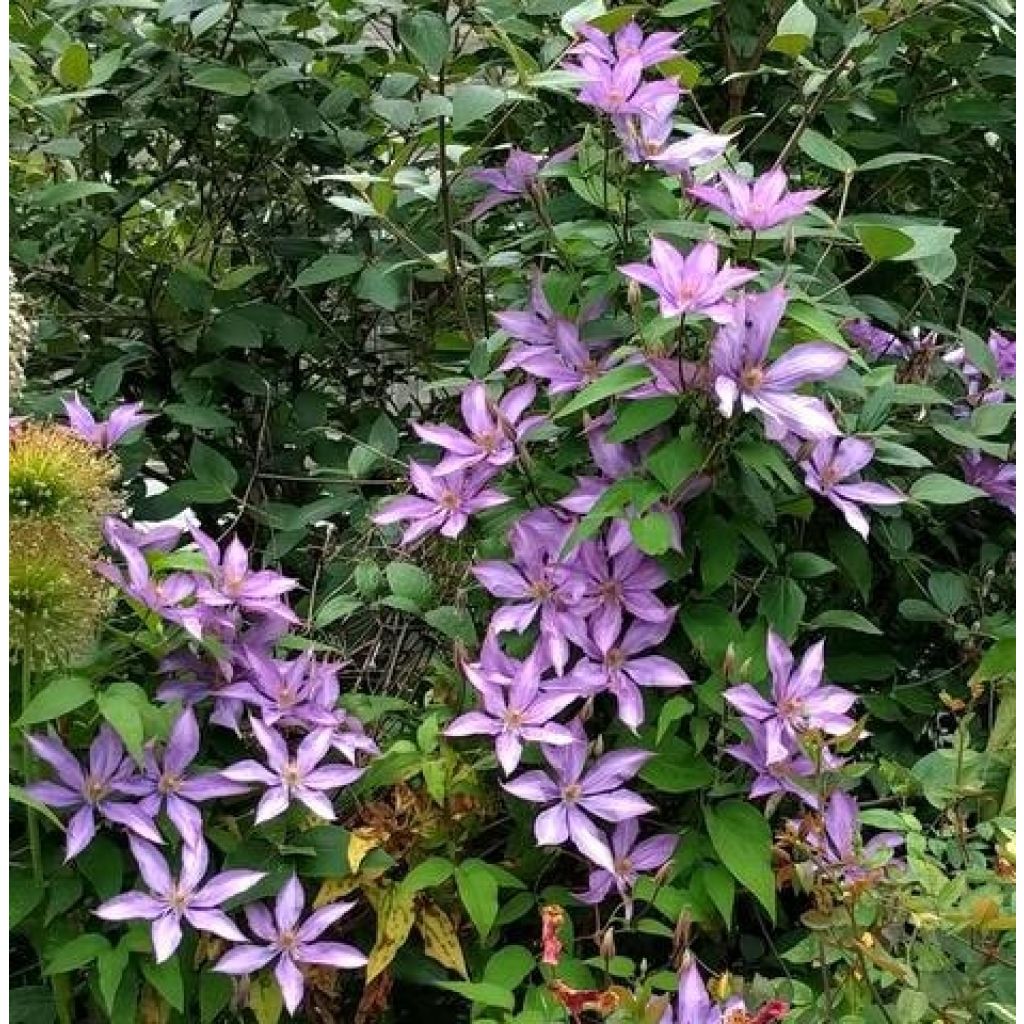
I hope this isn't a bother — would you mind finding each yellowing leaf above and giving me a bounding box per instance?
[250,970,283,1024]
[417,900,468,978]
[366,884,416,982]
[315,877,361,908]
[348,827,381,873]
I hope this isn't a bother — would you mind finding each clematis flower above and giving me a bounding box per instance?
[799,437,905,539]
[473,508,583,673]
[620,239,757,322]
[724,632,856,765]
[573,54,681,118]
[568,21,682,70]
[26,725,162,860]
[843,320,907,360]
[576,819,677,917]
[95,836,264,962]
[503,725,653,869]
[372,462,509,545]
[135,708,248,847]
[804,791,902,884]
[468,146,576,220]
[710,285,848,440]
[220,718,363,824]
[689,167,824,231]
[495,270,607,355]
[214,875,366,1016]
[445,644,579,774]
[413,381,544,476]
[724,719,830,809]
[669,951,789,1024]
[62,393,155,447]
[962,451,1016,512]
[945,330,1016,407]
[571,537,673,640]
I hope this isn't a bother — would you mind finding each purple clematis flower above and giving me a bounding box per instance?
[95,836,264,962]
[571,536,673,641]
[413,381,544,476]
[26,725,162,860]
[843,319,908,360]
[620,239,757,322]
[962,451,1016,512]
[805,791,902,884]
[724,719,830,809]
[577,819,677,917]
[136,708,248,847]
[565,616,691,731]
[468,146,576,220]
[689,167,824,231]
[573,54,681,118]
[799,436,904,539]
[62,393,155,447]
[503,725,654,869]
[472,508,582,673]
[668,951,789,1024]
[220,718,363,824]
[568,21,682,70]
[945,330,1016,407]
[213,875,366,1016]
[445,644,579,774]
[710,286,848,440]
[373,461,509,545]
[725,632,857,765]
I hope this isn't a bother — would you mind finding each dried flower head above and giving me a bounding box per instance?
[9,520,109,664]
[9,270,34,401]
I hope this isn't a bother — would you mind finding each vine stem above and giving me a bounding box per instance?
[21,652,42,883]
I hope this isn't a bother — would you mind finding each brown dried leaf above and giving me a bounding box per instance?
[416,899,468,978]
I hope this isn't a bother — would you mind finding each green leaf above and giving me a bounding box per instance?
[769,0,816,56]
[604,397,677,442]
[455,859,498,938]
[45,933,110,974]
[898,599,946,622]
[554,365,652,419]
[808,610,881,634]
[855,224,915,262]
[189,66,252,96]
[356,264,404,311]
[33,181,116,208]
[699,521,739,593]
[97,943,130,1015]
[424,606,478,645]
[189,440,238,494]
[630,512,674,556]
[17,675,93,726]
[96,683,148,759]
[798,129,856,173]
[78,836,124,900]
[294,254,364,288]
[786,552,836,578]
[972,401,1015,437]
[164,403,234,431]
[435,981,514,1011]
[701,864,735,927]
[312,592,359,628]
[200,973,233,1024]
[705,801,776,919]
[857,152,951,172]
[785,302,847,345]
[910,473,988,505]
[645,426,705,493]
[10,870,44,928]
[246,93,291,139]
[54,42,91,89]
[398,11,451,75]
[451,84,506,130]
[402,857,455,893]
[483,945,535,989]
[640,744,714,794]
[758,578,805,639]
[386,562,433,608]
[141,957,185,1012]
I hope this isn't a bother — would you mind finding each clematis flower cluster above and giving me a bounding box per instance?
[27,496,377,1015]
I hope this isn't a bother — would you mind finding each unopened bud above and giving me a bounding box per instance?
[721,642,736,679]
[654,858,675,886]
[783,224,797,260]
[627,277,643,314]
[578,697,595,723]
[592,733,605,758]
[599,926,616,962]
[673,912,692,953]
[738,657,752,681]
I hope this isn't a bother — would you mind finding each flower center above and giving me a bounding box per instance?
[529,578,553,601]
[477,430,500,453]
[504,709,525,730]
[563,783,582,803]
[282,761,301,787]
[158,772,182,795]
[614,856,633,876]
[819,465,841,489]
[741,365,765,390]
[279,929,298,952]
[439,490,461,512]
[599,580,621,602]
[606,648,626,670]
[676,282,698,304]
[84,775,109,804]
[168,885,190,912]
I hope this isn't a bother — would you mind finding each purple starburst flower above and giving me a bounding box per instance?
[135,708,248,847]
[962,451,1016,512]
[804,791,903,884]
[445,644,579,774]
[566,616,691,731]
[213,875,366,1016]
[725,632,856,765]
[26,725,162,860]
[373,462,509,545]
[799,437,905,539]
[572,54,681,118]
[620,239,757,322]
[568,21,682,70]
[220,718,363,824]
[413,381,544,476]
[62,393,155,447]
[502,725,653,869]
[95,836,264,962]
[843,320,908,360]
[724,720,829,808]
[710,286,848,440]
[670,951,789,1024]
[689,167,824,231]
[468,146,576,220]
[576,819,677,917]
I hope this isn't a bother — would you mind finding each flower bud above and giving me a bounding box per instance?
[721,642,736,679]
[599,926,616,962]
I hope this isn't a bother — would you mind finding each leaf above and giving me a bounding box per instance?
[97,944,131,1016]
[96,682,149,759]
[17,675,93,726]
[398,11,451,75]
[455,859,498,938]
[356,264,404,311]
[189,440,238,495]
[554,365,651,419]
[451,84,506,130]
[858,152,951,172]
[701,864,735,927]
[164,404,233,431]
[786,552,836,578]
[366,884,417,981]
[249,970,283,1024]
[424,606,478,645]
[758,577,805,640]
[200,974,233,1024]
[630,512,674,556]
[246,93,291,140]
[33,181,116,208]
[483,945,535,989]
[188,66,252,96]
[45,933,111,974]
[417,900,468,977]
[972,401,1015,437]
[855,224,915,262]
[402,857,455,893]
[769,0,816,56]
[910,473,988,505]
[141,958,184,1013]
[645,426,705,492]
[604,397,677,442]
[78,835,124,900]
[386,562,433,608]
[705,801,776,919]
[798,129,856,173]
[191,1,229,36]
[54,42,91,89]
[293,254,364,288]
[10,870,44,928]
[699,521,739,593]
[808,610,881,635]
[435,981,515,1011]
